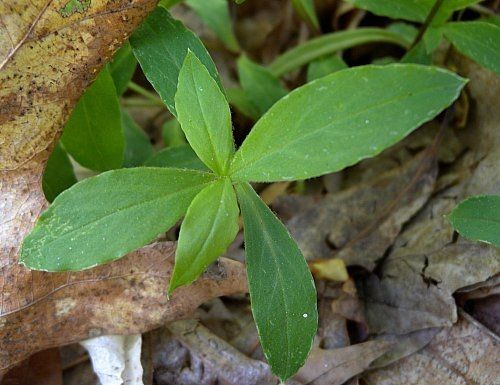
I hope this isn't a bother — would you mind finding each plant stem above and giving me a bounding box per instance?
[468,3,496,16]
[128,82,165,107]
[410,0,445,50]
[268,28,409,77]
[121,98,165,108]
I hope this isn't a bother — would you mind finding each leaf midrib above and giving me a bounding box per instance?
[244,189,292,375]
[231,81,459,177]
[452,216,500,224]
[35,178,215,252]
[190,63,225,174]
[176,181,229,281]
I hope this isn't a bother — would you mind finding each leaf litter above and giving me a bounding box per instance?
[1,0,499,384]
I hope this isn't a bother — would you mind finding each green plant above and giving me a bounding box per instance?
[348,0,500,73]
[23,0,499,381]
[448,195,500,247]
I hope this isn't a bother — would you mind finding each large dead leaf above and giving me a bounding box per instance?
[276,150,437,270]
[147,318,391,385]
[363,313,500,385]
[344,56,500,373]
[274,55,499,382]
[294,340,392,385]
[359,56,500,336]
[0,0,247,374]
[164,320,281,385]
[364,241,498,334]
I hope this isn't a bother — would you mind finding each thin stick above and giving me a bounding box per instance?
[410,0,446,50]
[469,3,496,16]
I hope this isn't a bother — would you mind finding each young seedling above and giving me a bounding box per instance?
[21,9,466,379]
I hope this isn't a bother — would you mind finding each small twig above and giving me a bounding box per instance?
[469,3,496,16]
[128,82,165,107]
[410,0,446,50]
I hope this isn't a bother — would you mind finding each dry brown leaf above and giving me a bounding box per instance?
[318,285,351,349]
[2,348,62,385]
[153,320,283,385]
[363,313,500,385]
[294,340,392,385]
[369,328,441,369]
[0,241,247,374]
[360,57,500,337]
[150,318,391,385]
[362,236,499,335]
[330,279,365,325]
[0,0,247,374]
[277,150,437,270]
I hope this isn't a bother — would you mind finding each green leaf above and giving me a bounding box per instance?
[20,168,216,271]
[169,178,239,293]
[348,0,480,24]
[42,143,77,203]
[372,56,398,65]
[158,0,183,8]
[401,40,433,64]
[109,41,137,96]
[237,55,288,116]
[162,118,187,147]
[226,87,261,120]
[291,0,319,29]
[175,51,234,175]
[386,22,418,45]
[61,67,124,172]
[130,6,222,115]
[448,195,500,247]
[443,21,500,74]
[423,26,443,53]
[306,55,347,82]
[484,15,500,28]
[144,144,208,171]
[230,64,466,182]
[236,183,317,381]
[121,110,154,167]
[268,28,409,77]
[186,0,240,52]
[348,0,428,22]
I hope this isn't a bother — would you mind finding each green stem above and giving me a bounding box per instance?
[410,0,445,49]
[267,28,409,77]
[121,98,165,108]
[128,82,165,107]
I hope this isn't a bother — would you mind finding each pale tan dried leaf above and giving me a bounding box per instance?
[295,340,393,385]
[359,57,500,336]
[277,151,437,270]
[362,239,499,335]
[363,314,500,385]
[369,328,441,369]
